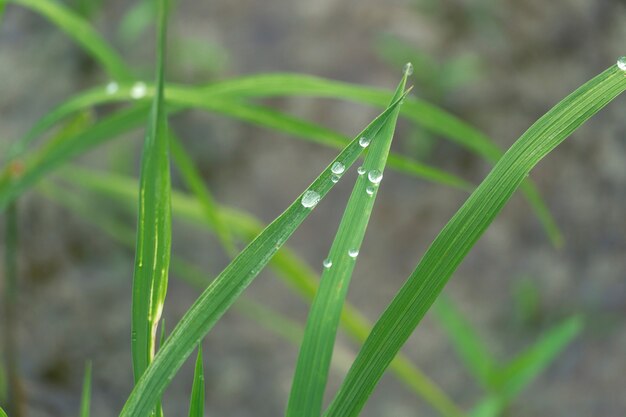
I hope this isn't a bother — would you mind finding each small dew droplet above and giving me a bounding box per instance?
[366,186,375,196]
[323,258,333,268]
[368,169,383,184]
[357,166,366,175]
[348,249,359,258]
[331,175,340,183]
[301,190,321,208]
[331,161,346,175]
[403,62,414,76]
[106,81,119,95]
[359,136,371,148]
[130,81,147,99]
[617,56,626,71]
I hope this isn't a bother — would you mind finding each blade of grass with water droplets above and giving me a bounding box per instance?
[80,361,92,417]
[43,171,459,416]
[7,0,131,81]
[118,89,409,417]
[131,0,170,386]
[323,64,626,417]
[286,70,409,417]
[187,347,205,417]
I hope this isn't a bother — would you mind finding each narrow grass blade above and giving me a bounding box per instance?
[0,406,7,417]
[494,316,582,401]
[187,347,205,417]
[8,83,469,192]
[169,131,237,256]
[0,104,150,211]
[434,295,495,388]
[7,0,132,81]
[80,361,92,417]
[323,64,626,417]
[47,168,461,417]
[118,90,409,417]
[130,0,170,384]
[287,71,409,417]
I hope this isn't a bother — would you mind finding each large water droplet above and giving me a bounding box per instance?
[366,186,375,196]
[130,81,147,99]
[359,136,371,148]
[403,62,414,76]
[106,81,119,95]
[348,249,359,258]
[301,190,321,208]
[617,56,626,71]
[357,166,366,175]
[331,161,345,175]
[368,169,383,184]
[323,258,333,268]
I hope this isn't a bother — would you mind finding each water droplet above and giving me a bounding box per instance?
[331,161,345,175]
[366,186,375,196]
[348,249,359,258]
[617,56,626,71]
[357,166,366,175]
[323,258,333,268]
[403,62,414,76]
[368,169,383,184]
[359,136,371,148]
[130,81,147,99]
[301,190,321,208]
[331,175,340,183]
[106,81,119,95]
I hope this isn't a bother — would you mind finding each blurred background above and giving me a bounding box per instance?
[1,0,626,416]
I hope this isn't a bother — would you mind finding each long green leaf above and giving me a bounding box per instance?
[52,166,461,417]
[323,64,626,417]
[80,361,92,417]
[131,0,170,385]
[0,406,7,417]
[187,347,204,417]
[8,0,132,81]
[434,295,495,388]
[287,70,409,417]
[118,89,409,417]
[7,83,468,190]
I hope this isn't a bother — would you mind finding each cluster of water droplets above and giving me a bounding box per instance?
[301,190,321,209]
[618,56,626,72]
[364,169,383,196]
[330,161,345,183]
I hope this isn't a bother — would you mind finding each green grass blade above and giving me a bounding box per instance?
[187,347,205,417]
[8,0,132,81]
[286,70,409,417]
[130,0,170,385]
[118,90,409,417]
[48,167,461,417]
[79,361,92,417]
[0,104,150,211]
[434,295,495,388]
[169,132,238,256]
[7,82,469,191]
[493,316,582,402]
[323,64,626,417]
[0,406,7,417]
